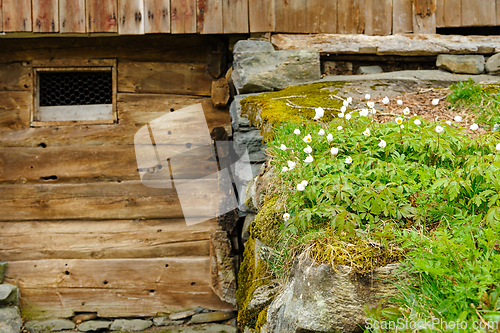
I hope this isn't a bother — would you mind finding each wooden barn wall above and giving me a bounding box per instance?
[0,0,499,36]
[0,35,234,319]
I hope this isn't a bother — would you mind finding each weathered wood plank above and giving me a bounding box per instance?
[0,63,32,91]
[222,0,249,33]
[33,0,59,33]
[275,0,306,33]
[197,0,223,33]
[248,0,274,32]
[0,0,3,32]
[412,0,436,34]
[0,180,222,221]
[364,0,392,36]
[306,0,337,33]
[59,0,86,33]
[435,0,444,27]
[442,0,461,27]
[462,0,496,26]
[5,258,235,319]
[0,91,31,132]
[392,0,413,33]
[170,0,196,33]
[86,0,118,32]
[337,0,364,34]
[118,0,145,34]
[118,62,212,96]
[498,0,500,27]
[144,0,170,33]
[3,0,32,32]
[0,219,217,261]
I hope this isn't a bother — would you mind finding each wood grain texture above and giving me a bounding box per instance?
[305,0,337,33]
[435,0,444,27]
[118,62,212,96]
[0,63,32,91]
[248,0,274,32]
[442,0,461,27]
[0,0,3,32]
[461,0,496,26]
[337,0,364,34]
[392,0,413,33]
[59,0,86,33]
[3,0,32,32]
[0,91,31,132]
[498,0,500,27]
[144,0,170,33]
[412,0,436,34]
[118,0,145,34]
[275,0,306,32]
[364,0,392,35]
[33,0,59,33]
[0,219,217,260]
[86,0,118,32]
[197,0,223,33]
[223,0,249,33]
[170,0,196,33]
[4,258,235,319]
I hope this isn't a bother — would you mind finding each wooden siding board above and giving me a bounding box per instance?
[248,0,274,32]
[118,0,145,34]
[392,0,413,33]
[197,0,223,33]
[275,0,306,33]
[59,0,86,33]
[435,0,444,27]
[0,91,31,132]
[33,0,59,33]
[364,0,392,36]
[337,0,364,34]
[318,0,337,33]
[443,0,461,27]
[3,0,32,32]
[0,219,217,261]
[144,0,170,33]
[0,0,3,32]
[0,63,32,91]
[412,0,436,34]
[170,0,196,34]
[462,0,496,26]
[86,0,118,33]
[222,0,249,33]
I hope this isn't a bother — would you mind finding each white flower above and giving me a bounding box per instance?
[282,166,289,172]
[327,133,333,142]
[370,108,377,115]
[494,124,500,131]
[403,107,410,115]
[303,145,313,154]
[318,129,325,135]
[341,105,347,112]
[367,101,375,108]
[378,140,387,148]
[470,123,479,131]
[337,126,343,131]
[303,134,312,143]
[314,107,325,120]
[400,125,405,129]
[414,119,421,125]
[304,155,314,163]
[345,156,353,164]
[359,108,369,117]
[283,213,290,221]
[395,117,403,125]
[294,129,301,135]
[435,126,444,134]
[297,183,306,191]
[343,100,349,107]
[432,99,440,106]
[454,116,462,122]
[496,143,500,151]
[331,147,339,155]
[301,180,309,187]
[365,94,371,100]
[280,144,287,151]
[347,97,353,104]
[446,121,452,125]
[397,100,403,105]
[338,113,345,118]
[345,113,352,120]
[382,96,390,104]
[363,128,371,136]
[287,161,296,170]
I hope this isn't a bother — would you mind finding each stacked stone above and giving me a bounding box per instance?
[0,262,23,333]
[436,53,500,75]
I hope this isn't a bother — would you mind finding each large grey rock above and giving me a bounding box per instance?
[357,65,383,75]
[234,130,267,163]
[152,317,184,326]
[25,319,75,333]
[241,214,256,244]
[0,285,16,304]
[437,54,485,74]
[210,230,237,308]
[0,262,7,284]
[234,40,275,54]
[109,319,152,331]
[0,307,22,333]
[266,255,404,333]
[232,41,321,94]
[230,93,262,131]
[77,320,111,332]
[486,53,500,75]
[247,284,278,311]
[189,311,236,324]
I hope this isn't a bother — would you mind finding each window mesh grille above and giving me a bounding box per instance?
[39,71,112,107]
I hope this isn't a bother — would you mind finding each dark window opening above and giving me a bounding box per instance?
[436,26,500,36]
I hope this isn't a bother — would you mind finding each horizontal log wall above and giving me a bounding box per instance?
[0,35,233,319]
[0,0,499,35]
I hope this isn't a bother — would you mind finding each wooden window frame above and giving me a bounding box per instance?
[31,59,118,127]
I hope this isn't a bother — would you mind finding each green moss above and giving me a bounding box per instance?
[482,83,500,94]
[370,83,389,90]
[249,196,282,246]
[240,82,345,141]
[255,306,269,330]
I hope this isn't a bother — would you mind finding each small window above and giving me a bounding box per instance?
[31,59,117,126]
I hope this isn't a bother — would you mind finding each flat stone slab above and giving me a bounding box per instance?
[157,324,237,333]
[0,284,16,302]
[77,320,111,332]
[169,310,196,321]
[189,311,236,324]
[0,307,22,333]
[25,319,75,333]
[437,54,485,74]
[110,319,152,332]
[152,317,184,326]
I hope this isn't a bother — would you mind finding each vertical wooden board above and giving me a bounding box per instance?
[364,0,392,35]
[462,0,496,26]
[3,0,32,32]
[337,0,364,34]
[393,0,413,33]
[171,0,196,33]
[86,0,118,33]
[197,0,223,33]
[275,0,306,33]
[443,0,460,27]
[222,0,249,33]
[307,0,338,33]
[33,0,59,32]
[0,0,3,32]
[435,0,444,27]
[248,0,274,32]
[59,0,86,33]
[144,0,170,33]
[118,0,145,34]
[412,0,436,33]
[498,0,500,26]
